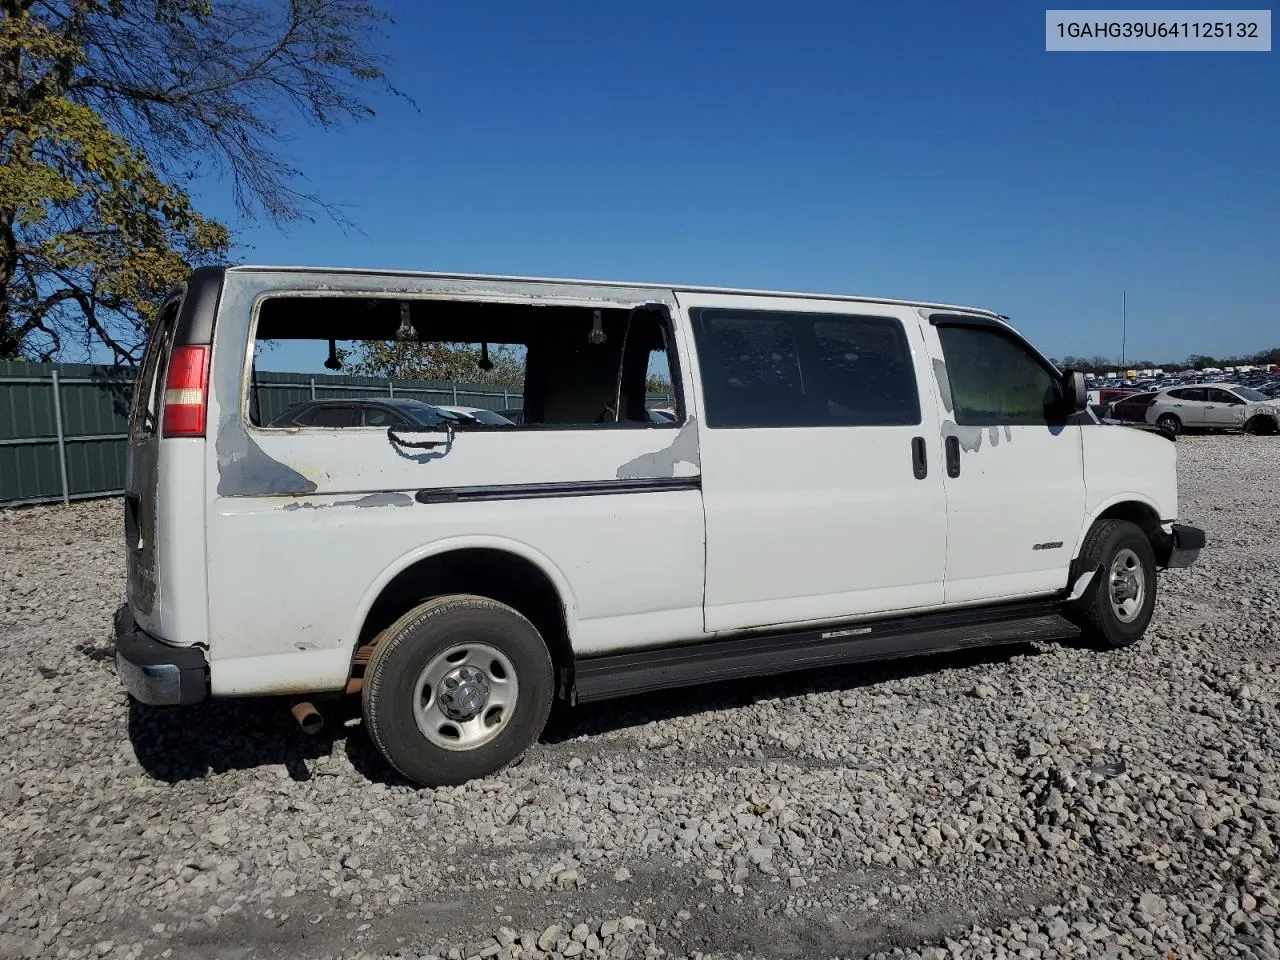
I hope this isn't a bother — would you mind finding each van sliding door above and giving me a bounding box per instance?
[680,291,948,633]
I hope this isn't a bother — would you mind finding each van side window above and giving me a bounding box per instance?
[362,406,404,426]
[310,405,358,427]
[690,309,920,428]
[935,325,1056,426]
[813,319,921,425]
[246,296,682,431]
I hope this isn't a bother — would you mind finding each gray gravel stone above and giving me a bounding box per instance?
[537,926,560,951]
[2,436,1278,960]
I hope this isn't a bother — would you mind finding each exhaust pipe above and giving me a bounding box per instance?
[290,699,323,735]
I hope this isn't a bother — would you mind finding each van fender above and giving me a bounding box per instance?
[344,534,582,660]
[1071,493,1167,561]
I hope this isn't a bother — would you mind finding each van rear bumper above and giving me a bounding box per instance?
[114,605,209,705]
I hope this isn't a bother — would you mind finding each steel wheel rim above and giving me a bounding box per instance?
[412,642,519,751]
[1108,548,1145,623]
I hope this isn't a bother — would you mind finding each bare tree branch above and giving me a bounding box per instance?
[2,0,406,360]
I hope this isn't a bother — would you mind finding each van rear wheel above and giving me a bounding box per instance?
[362,595,554,787]
[1065,519,1157,650]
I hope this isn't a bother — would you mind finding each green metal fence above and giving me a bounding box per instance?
[0,361,673,507]
[0,361,134,507]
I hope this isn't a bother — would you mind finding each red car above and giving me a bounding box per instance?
[1109,391,1158,422]
[1098,387,1139,406]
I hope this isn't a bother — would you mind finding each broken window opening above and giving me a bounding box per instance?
[244,295,682,432]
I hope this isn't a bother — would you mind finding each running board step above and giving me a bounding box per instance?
[574,600,1078,703]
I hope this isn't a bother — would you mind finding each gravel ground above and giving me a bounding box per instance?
[1,434,1278,960]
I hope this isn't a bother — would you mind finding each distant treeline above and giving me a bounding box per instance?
[1051,347,1280,373]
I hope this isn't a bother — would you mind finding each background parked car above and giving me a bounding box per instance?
[490,406,672,425]
[1109,391,1159,423]
[432,405,515,426]
[1145,384,1280,437]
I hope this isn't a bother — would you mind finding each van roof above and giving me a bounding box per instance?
[223,264,1004,319]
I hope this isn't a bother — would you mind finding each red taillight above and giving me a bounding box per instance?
[161,345,210,438]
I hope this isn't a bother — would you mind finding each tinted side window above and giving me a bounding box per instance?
[362,406,404,426]
[690,308,920,428]
[935,324,1055,426]
[311,406,357,427]
[813,319,920,425]
[694,313,802,428]
[1207,388,1239,404]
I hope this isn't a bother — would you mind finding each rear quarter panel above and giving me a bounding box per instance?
[201,270,708,695]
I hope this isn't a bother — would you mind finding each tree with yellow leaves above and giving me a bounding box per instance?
[1,1,404,362]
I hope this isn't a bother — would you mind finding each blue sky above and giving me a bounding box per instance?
[198,0,1278,366]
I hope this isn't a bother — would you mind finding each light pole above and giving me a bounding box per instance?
[1120,289,1127,369]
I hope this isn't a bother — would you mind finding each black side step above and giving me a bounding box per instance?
[574,600,1078,703]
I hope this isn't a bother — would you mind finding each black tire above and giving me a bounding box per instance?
[1244,415,1277,436]
[1155,413,1181,438]
[362,595,554,787]
[1065,519,1157,650]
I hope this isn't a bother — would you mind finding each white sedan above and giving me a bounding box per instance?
[1145,384,1280,437]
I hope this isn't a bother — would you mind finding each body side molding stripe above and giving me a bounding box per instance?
[414,476,701,504]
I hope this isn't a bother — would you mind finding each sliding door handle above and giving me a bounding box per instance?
[911,437,927,479]
[945,436,961,478]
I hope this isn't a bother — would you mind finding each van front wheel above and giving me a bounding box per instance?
[1066,519,1157,650]
[362,595,554,787]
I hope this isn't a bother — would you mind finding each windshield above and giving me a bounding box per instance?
[1234,387,1267,402]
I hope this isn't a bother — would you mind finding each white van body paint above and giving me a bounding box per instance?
[1077,421,1179,540]
[914,312,1086,605]
[678,291,951,633]
[117,265,1201,707]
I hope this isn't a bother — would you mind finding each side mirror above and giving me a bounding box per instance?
[1060,369,1088,413]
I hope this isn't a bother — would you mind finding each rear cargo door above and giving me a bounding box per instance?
[124,298,181,630]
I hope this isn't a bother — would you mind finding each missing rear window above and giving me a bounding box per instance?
[244,295,680,431]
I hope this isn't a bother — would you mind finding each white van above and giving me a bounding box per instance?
[116,266,1205,786]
